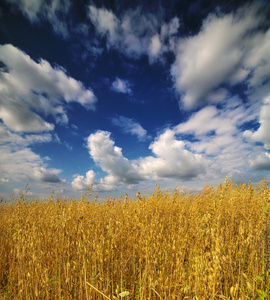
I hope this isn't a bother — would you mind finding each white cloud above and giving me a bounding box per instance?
[171,4,270,108]
[161,16,180,37]
[88,5,180,61]
[173,99,260,179]
[158,16,180,56]
[0,145,62,183]
[175,106,231,136]
[244,96,270,149]
[72,129,206,191]
[0,124,52,147]
[139,129,206,180]
[72,171,116,192]
[244,29,270,99]
[7,0,43,21]
[175,99,254,138]
[71,170,96,190]
[71,110,269,191]
[71,129,146,192]
[87,131,144,185]
[249,148,270,170]
[111,77,132,95]
[0,44,96,132]
[5,0,71,38]
[88,5,120,46]
[0,96,54,132]
[175,100,247,139]
[148,34,162,61]
[0,122,63,184]
[111,116,149,141]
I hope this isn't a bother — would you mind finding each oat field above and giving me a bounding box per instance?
[0,178,270,299]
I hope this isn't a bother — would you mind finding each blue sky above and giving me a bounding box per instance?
[0,0,270,199]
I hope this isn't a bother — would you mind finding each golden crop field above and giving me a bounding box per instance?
[0,178,270,300]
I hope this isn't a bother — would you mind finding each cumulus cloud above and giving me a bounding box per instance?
[111,116,149,141]
[87,131,144,185]
[88,5,180,61]
[71,108,269,191]
[72,129,205,191]
[0,44,96,132]
[139,129,206,180]
[71,130,145,192]
[5,0,71,38]
[71,170,96,190]
[173,99,259,178]
[111,77,132,95]
[171,3,270,108]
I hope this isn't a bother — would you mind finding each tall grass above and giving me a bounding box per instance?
[0,178,269,299]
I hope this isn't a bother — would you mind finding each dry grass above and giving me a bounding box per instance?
[0,178,270,299]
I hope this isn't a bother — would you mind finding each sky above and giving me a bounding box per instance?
[0,0,270,200]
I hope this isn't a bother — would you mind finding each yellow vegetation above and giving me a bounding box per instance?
[0,178,270,299]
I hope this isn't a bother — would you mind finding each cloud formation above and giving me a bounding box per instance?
[0,44,94,186]
[249,148,270,171]
[0,128,62,184]
[171,3,270,108]
[5,0,71,38]
[72,170,96,191]
[72,131,145,191]
[244,96,270,150]
[88,5,179,61]
[111,116,149,141]
[72,129,206,191]
[139,129,206,180]
[174,98,258,179]
[0,44,96,132]
[111,77,132,95]
[87,131,144,185]
[2,1,270,196]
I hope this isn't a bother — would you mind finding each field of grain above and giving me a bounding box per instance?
[0,178,270,299]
